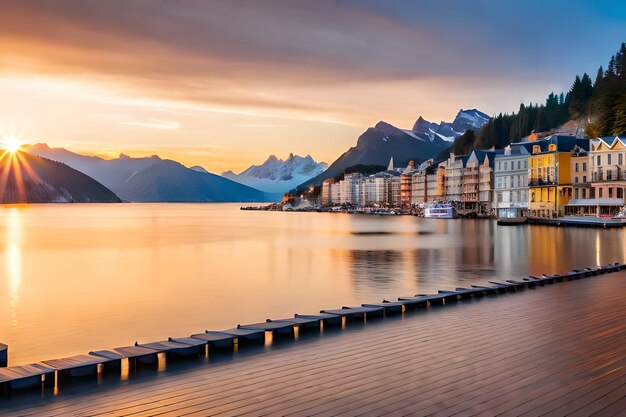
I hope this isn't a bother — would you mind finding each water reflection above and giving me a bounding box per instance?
[0,204,623,365]
[5,208,22,327]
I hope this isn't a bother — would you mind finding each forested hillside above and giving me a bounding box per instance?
[450,43,626,155]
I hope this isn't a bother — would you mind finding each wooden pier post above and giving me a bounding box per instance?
[0,343,7,367]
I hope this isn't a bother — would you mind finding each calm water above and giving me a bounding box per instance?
[0,203,623,365]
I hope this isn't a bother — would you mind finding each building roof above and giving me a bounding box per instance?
[472,149,503,165]
[515,135,590,153]
[565,198,624,207]
[596,135,626,148]
[496,143,531,158]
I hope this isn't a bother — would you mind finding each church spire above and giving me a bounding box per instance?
[387,156,394,171]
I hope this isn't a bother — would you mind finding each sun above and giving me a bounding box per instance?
[2,137,22,153]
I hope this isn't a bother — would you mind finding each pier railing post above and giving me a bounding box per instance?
[0,343,7,367]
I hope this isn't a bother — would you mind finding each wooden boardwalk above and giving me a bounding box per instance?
[1,272,625,416]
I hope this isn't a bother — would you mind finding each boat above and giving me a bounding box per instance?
[497,217,528,225]
[424,202,458,219]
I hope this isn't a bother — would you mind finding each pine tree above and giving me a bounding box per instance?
[612,93,626,136]
[594,66,604,87]
[569,75,584,118]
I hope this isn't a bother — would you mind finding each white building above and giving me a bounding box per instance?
[339,172,361,204]
[494,143,531,218]
[360,176,386,205]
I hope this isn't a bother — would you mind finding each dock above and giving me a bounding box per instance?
[527,216,625,228]
[0,264,624,415]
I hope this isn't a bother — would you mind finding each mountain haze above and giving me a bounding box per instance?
[25,144,275,202]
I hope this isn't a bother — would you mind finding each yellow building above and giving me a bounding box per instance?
[528,136,590,218]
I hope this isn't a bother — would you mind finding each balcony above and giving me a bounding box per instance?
[528,179,555,186]
[591,167,626,182]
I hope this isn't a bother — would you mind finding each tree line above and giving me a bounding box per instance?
[450,42,626,156]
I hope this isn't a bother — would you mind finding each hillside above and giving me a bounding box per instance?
[0,151,121,203]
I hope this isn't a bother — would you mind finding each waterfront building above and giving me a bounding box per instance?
[438,153,467,201]
[360,175,386,205]
[400,160,416,205]
[410,159,435,204]
[478,151,500,211]
[386,173,401,205]
[461,150,501,211]
[339,172,361,204]
[571,146,591,201]
[321,178,336,204]
[589,136,626,201]
[330,182,341,203]
[527,135,590,218]
[494,144,531,218]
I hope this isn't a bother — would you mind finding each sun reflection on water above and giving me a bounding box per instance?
[5,208,22,327]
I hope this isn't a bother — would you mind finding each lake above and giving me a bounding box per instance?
[0,203,623,365]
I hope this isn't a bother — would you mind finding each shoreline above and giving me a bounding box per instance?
[241,204,626,227]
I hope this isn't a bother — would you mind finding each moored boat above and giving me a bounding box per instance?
[497,217,528,225]
[424,202,458,219]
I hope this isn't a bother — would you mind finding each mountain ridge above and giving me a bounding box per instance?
[25,144,276,202]
[0,151,121,203]
[222,153,327,193]
[297,108,490,190]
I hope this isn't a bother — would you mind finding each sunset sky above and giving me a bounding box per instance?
[1,1,625,173]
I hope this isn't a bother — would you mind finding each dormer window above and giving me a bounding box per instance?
[548,144,557,152]
[532,145,540,154]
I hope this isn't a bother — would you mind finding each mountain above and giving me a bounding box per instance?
[25,144,275,202]
[189,165,209,174]
[222,153,328,193]
[0,151,121,203]
[412,109,491,142]
[114,159,273,202]
[298,109,489,189]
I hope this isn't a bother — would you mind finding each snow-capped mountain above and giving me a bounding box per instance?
[222,154,328,193]
[299,109,490,190]
[412,109,491,142]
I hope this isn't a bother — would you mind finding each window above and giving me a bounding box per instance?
[609,188,613,198]
[618,188,624,199]
[583,175,587,183]
[620,154,624,166]
[608,154,612,165]
[517,161,521,170]
[590,188,595,198]
[582,189,587,199]
[575,189,579,199]
[524,160,527,169]
[599,188,603,198]
[583,162,587,171]
[575,176,578,184]
[597,155,601,166]
[497,192,502,203]
[531,192,536,202]
[575,163,579,172]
